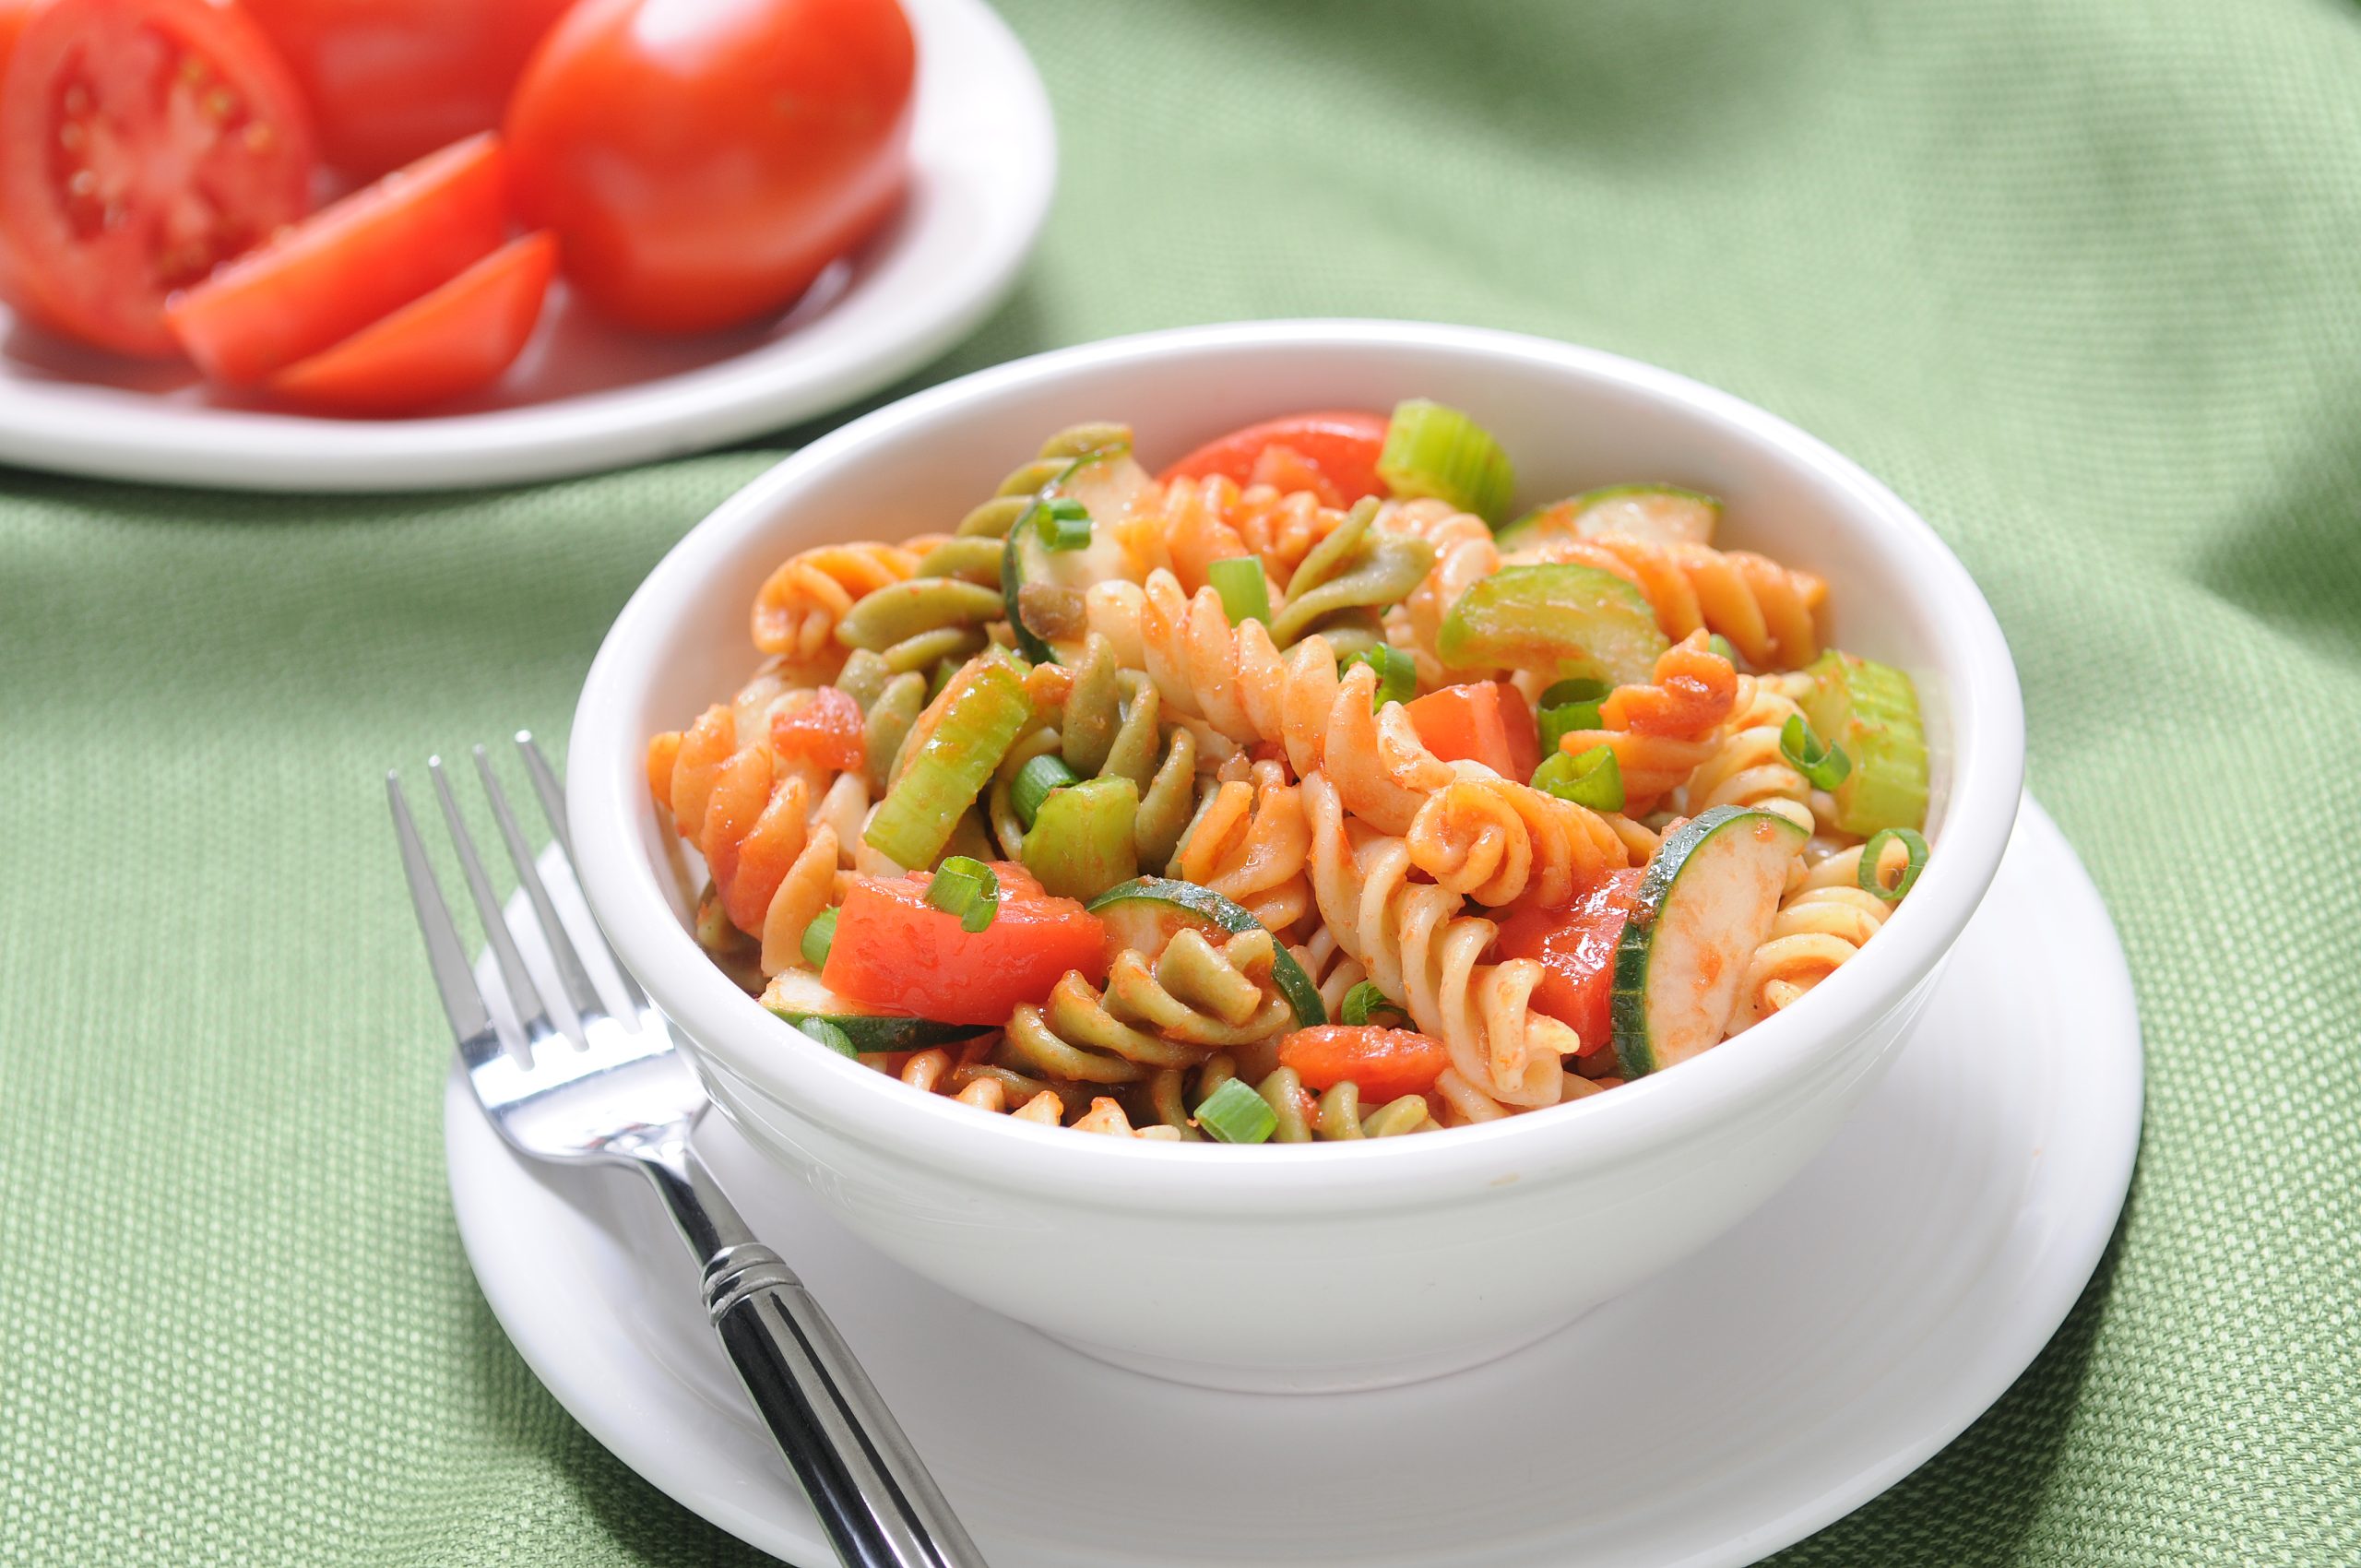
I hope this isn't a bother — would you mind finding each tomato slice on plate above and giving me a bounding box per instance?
[166,130,509,386]
[1159,410,1393,505]
[0,0,316,358]
[266,230,553,415]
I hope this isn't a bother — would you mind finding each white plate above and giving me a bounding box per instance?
[0,0,1053,493]
[445,797,2141,1568]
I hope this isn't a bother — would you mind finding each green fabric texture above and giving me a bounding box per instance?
[4,0,2357,1561]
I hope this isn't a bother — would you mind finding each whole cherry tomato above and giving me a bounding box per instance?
[504,0,916,335]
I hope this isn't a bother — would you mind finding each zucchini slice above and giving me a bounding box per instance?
[1437,563,1668,686]
[1497,484,1721,552]
[1000,450,1147,664]
[1609,805,1808,1076]
[1086,877,1327,1028]
[1798,649,1929,836]
[760,969,981,1053]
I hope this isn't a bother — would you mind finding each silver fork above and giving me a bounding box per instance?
[388,734,988,1568]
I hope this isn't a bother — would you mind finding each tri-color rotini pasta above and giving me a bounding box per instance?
[648,402,1934,1143]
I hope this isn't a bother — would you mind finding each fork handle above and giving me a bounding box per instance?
[643,1153,991,1568]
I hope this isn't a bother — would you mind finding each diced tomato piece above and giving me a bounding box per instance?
[165,131,510,386]
[1495,869,1644,1055]
[1406,682,1536,780]
[821,865,1107,1026]
[770,686,865,774]
[1278,1026,1453,1102]
[265,231,554,414]
[1159,410,1391,504]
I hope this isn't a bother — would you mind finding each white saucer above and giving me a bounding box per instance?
[0,0,1052,493]
[445,797,2141,1568]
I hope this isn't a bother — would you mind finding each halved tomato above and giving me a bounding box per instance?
[1158,411,1393,505]
[0,0,316,357]
[266,230,553,414]
[165,131,508,386]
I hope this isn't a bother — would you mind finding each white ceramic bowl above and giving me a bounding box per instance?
[570,320,2025,1393]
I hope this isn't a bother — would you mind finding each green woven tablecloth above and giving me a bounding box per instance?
[6,0,2357,1562]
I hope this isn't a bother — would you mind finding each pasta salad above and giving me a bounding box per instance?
[646,403,1933,1144]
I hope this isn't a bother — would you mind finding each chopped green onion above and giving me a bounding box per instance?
[1339,644,1418,707]
[1340,981,1407,1028]
[1536,676,1610,756]
[1533,743,1624,812]
[1037,496,1092,552]
[1707,633,1738,666]
[1207,557,1271,625]
[1195,1075,1278,1145]
[925,855,1000,932]
[1011,752,1080,829]
[1857,826,1928,902]
[800,907,839,971]
[1538,677,1612,709]
[796,1017,860,1058]
[1377,399,1516,524]
[1779,714,1853,791]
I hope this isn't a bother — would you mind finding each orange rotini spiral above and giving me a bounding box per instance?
[1514,534,1825,671]
[1172,758,1314,932]
[1554,631,1740,812]
[1141,473,1351,597]
[647,698,861,974]
[1405,771,1631,910]
[750,541,922,660]
[1132,568,1454,835]
[1303,772,1578,1107]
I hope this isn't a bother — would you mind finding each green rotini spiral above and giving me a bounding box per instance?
[1001,927,1294,1085]
[985,633,1201,869]
[955,422,1136,540]
[1266,498,1436,654]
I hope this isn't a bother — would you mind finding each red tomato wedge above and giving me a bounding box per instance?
[1278,1026,1453,1102]
[265,230,553,414]
[1159,411,1392,505]
[1496,868,1644,1055]
[165,131,509,386]
[769,687,865,774]
[240,0,575,179]
[1406,682,1540,782]
[821,866,1107,1026]
[0,0,316,357]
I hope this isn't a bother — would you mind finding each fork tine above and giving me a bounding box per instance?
[386,770,496,1053]
[429,755,559,1051]
[516,731,654,1017]
[473,744,606,1030]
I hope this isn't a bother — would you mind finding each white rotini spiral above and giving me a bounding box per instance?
[1302,772,1577,1108]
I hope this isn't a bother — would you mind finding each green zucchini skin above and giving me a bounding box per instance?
[1086,877,1328,1028]
[1609,805,1808,1077]
[760,969,980,1053]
